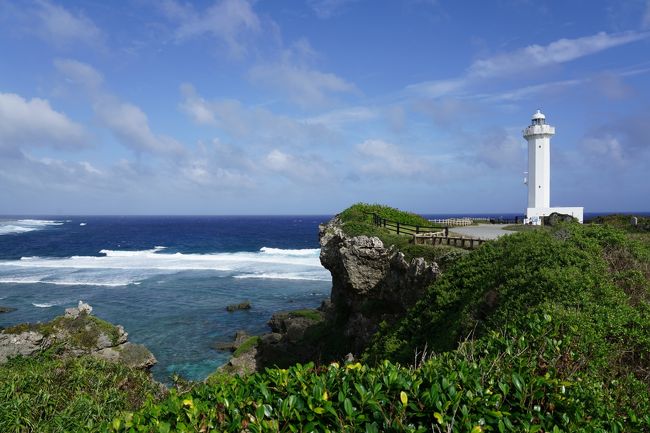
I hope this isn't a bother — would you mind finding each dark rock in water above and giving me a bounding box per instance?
[0,306,16,314]
[0,301,156,369]
[213,330,249,352]
[226,301,251,312]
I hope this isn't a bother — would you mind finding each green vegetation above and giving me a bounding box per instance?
[588,213,650,233]
[338,203,464,264]
[0,350,162,432]
[233,336,261,358]
[107,312,650,432]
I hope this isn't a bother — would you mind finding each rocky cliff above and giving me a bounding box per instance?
[216,215,440,372]
[318,217,439,353]
[0,301,156,370]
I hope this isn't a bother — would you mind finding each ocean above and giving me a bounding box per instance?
[0,216,332,382]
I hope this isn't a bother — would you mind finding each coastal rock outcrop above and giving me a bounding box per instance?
[319,217,439,353]
[218,215,440,373]
[0,301,156,369]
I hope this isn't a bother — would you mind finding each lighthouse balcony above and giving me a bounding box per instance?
[523,124,555,137]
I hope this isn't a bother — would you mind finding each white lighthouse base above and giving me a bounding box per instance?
[525,207,584,225]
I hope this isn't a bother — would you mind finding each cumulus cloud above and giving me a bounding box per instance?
[263,149,332,183]
[53,58,104,91]
[356,139,430,179]
[33,0,103,48]
[0,92,87,152]
[161,0,260,56]
[579,112,650,168]
[94,99,184,155]
[179,83,341,147]
[250,62,357,108]
[55,59,184,156]
[470,129,523,169]
[248,38,357,108]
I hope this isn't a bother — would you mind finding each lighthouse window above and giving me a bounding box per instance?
[538,145,541,148]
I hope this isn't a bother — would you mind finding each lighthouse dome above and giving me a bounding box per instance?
[532,110,545,120]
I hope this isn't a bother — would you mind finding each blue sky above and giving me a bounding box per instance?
[0,0,649,215]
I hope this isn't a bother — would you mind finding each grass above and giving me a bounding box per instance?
[336,203,466,266]
[0,350,162,432]
[232,336,260,358]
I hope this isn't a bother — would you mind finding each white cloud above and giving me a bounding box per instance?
[264,149,332,183]
[643,0,650,29]
[54,58,104,91]
[469,31,648,78]
[162,0,260,56]
[95,99,184,155]
[305,106,377,128]
[55,59,184,156]
[33,0,103,47]
[179,84,341,147]
[356,139,430,178]
[408,31,649,98]
[307,0,358,18]
[0,92,86,151]
[581,135,626,166]
[249,62,356,108]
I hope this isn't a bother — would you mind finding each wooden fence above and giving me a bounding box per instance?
[370,213,447,236]
[368,212,487,249]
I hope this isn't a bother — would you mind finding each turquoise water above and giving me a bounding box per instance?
[0,216,332,382]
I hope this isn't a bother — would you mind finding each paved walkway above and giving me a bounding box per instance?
[449,224,516,240]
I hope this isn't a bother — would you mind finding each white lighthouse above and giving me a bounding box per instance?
[523,110,583,225]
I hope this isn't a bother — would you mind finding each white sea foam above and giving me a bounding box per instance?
[0,246,331,286]
[234,272,330,281]
[80,222,87,226]
[32,302,56,308]
[0,219,64,235]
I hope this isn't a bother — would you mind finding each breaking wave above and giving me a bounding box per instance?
[0,219,64,236]
[0,246,330,286]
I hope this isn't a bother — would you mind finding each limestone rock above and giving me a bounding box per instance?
[65,300,93,319]
[94,343,157,369]
[318,216,439,354]
[0,302,155,370]
[0,331,46,363]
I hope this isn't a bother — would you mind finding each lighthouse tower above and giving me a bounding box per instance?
[522,110,583,225]
[524,110,553,209]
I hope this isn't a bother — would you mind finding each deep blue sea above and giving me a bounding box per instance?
[0,216,332,382]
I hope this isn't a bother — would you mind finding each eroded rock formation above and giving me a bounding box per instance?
[0,301,156,369]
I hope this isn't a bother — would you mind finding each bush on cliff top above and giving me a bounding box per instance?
[338,203,464,264]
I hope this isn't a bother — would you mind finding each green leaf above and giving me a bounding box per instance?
[434,412,444,425]
[158,422,170,433]
[344,398,354,418]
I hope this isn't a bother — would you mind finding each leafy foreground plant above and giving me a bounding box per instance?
[0,350,162,433]
[107,312,650,432]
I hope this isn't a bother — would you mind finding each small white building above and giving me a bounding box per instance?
[523,110,583,225]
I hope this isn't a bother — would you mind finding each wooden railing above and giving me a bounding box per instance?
[369,213,448,236]
[368,212,489,249]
